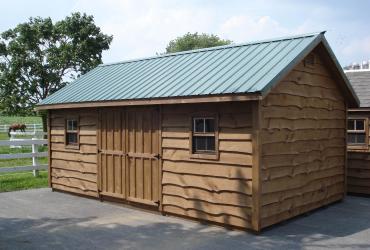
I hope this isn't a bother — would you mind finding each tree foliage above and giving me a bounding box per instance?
[0,12,113,115]
[165,32,232,54]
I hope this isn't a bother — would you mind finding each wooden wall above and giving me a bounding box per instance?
[260,51,347,228]
[347,110,370,195]
[49,109,99,197]
[348,152,370,195]
[161,102,254,229]
[46,49,349,230]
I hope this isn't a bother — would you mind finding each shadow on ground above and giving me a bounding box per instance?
[1,189,370,250]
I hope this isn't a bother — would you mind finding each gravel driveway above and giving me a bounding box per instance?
[1,188,370,250]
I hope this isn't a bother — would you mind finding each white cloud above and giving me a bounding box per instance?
[71,0,216,62]
[218,15,291,42]
[66,0,369,65]
[341,36,370,64]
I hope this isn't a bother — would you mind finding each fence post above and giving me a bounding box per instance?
[32,138,39,177]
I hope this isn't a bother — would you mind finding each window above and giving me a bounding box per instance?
[348,119,367,146]
[192,117,216,154]
[66,119,79,147]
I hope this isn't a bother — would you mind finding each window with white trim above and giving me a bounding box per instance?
[192,117,216,153]
[348,119,367,145]
[66,119,79,146]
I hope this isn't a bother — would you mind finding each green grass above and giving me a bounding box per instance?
[0,171,48,192]
[0,135,48,168]
[0,115,42,124]
[0,132,8,140]
[0,130,49,192]
[0,132,36,140]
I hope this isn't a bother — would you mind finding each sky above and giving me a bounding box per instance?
[1,0,369,66]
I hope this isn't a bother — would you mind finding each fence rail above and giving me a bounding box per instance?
[0,123,43,133]
[0,138,48,176]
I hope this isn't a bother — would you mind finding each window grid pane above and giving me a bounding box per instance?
[206,136,215,151]
[356,120,365,131]
[348,120,355,130]
[193,136,216,152]
[67,132,78,144]
[356,133,366,143]
[204,118,215,132]
[348,133,356,144]
[194,118,205,133]
[67,120,78,131]
[348,132,366,144]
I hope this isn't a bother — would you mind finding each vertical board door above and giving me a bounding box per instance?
[98,108,126,199]
[126,107,160,206]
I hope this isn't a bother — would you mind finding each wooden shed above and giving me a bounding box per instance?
[345,69,370,195]
[37,32,359,232]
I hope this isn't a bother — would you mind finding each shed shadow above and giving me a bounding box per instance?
[1,195,370,250]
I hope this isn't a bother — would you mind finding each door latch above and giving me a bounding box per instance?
[154,154,161,159]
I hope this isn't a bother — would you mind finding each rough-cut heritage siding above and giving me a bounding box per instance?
[348,152,370,194]
[50,109,98,197]
[260,51,346,228]
[161,102,254,228]
[347,111,370,195]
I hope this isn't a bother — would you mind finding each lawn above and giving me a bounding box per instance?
[0,132,39,140]
[0,171,48,192]
[0,130,48,192]
[0,115,42,124]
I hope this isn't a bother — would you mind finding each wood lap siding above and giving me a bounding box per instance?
[260,52,346,228]
[161,102,254,228]
[347,112,370,195]
[348,152,370,195]
[50,109,98,197]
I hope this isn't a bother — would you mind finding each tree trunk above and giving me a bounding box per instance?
[40,110,48,139]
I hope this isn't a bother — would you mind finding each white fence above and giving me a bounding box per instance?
[0,138,48,176]
[0,123,43,133]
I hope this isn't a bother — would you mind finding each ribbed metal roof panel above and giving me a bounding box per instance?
[345,71,370,107]
[40,32,326,105]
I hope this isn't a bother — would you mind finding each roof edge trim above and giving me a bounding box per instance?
[320,36,360,107]
[36,93,262,110]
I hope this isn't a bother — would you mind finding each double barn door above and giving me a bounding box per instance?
[98,107,160,207]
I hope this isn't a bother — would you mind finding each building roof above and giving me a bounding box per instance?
[38,31,359,108]
[345,70,370,107]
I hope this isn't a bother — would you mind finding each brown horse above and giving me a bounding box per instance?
[8,123,27,137]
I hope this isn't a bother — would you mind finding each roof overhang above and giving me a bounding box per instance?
[348,108,370,112]
[36,32,360,110]
[35,93,262,110]
[319,37,360,108]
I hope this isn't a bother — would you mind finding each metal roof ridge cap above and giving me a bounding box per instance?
[99,31,325,67]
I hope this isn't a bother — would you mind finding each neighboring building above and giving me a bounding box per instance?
[37,32,359,232]
[345,68,370,195]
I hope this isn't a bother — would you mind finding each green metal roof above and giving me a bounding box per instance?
[39,31,359,107]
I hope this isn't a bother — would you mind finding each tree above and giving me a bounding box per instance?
[165,32,232,53]
[0,12,113,131]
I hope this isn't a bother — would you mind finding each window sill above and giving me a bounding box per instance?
[348,144,368,151]
[190,152,219,160]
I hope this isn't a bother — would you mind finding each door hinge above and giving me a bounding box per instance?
[154,154,161,159]
[155,200,160,206]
